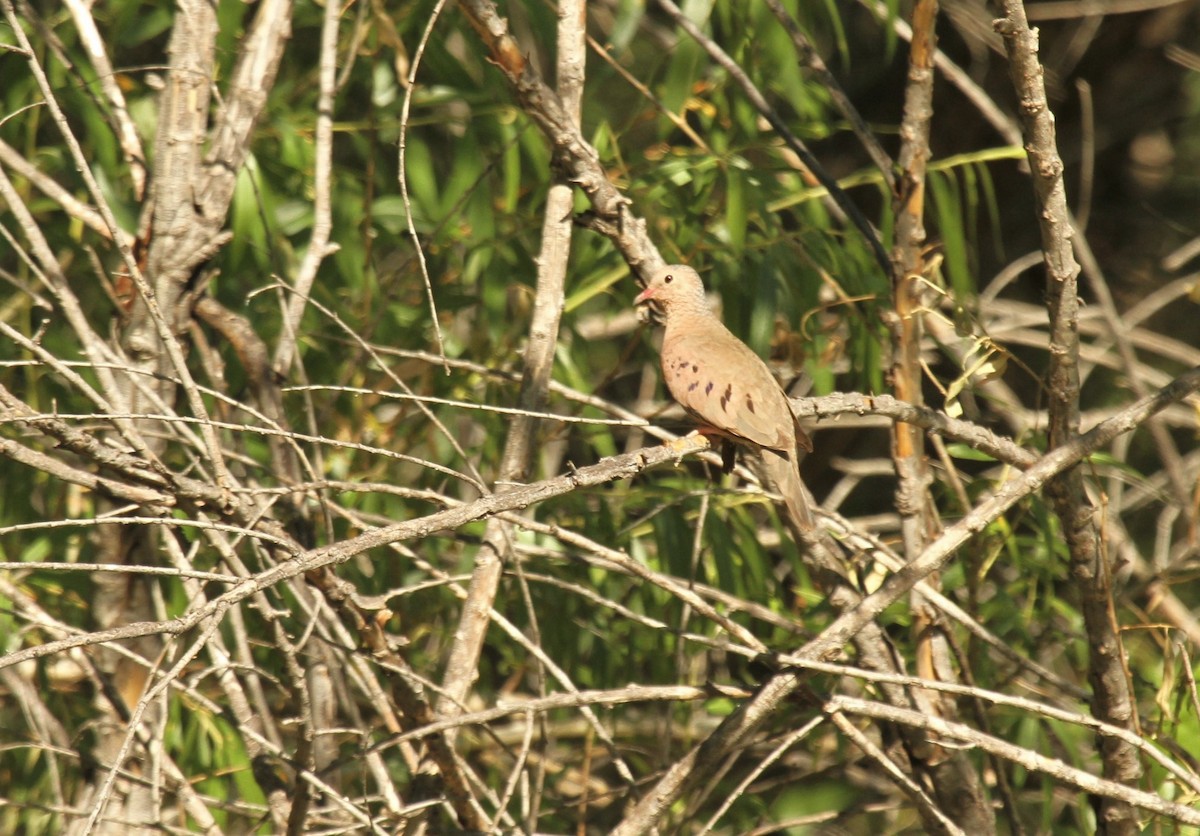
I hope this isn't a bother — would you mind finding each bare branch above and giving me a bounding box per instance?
[274,0,341,376]
[995,5,1144,830]
[456,0,665,278]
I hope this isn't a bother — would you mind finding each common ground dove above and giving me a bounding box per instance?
[635,264,817,535]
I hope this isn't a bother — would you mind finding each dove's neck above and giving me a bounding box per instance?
[663,300,718,338]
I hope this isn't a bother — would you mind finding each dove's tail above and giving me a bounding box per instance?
[761,448,816,535]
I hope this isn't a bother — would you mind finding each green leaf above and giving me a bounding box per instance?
[929,168,972,298]
[725,165,747,255]
[944,443,999,462]
[565,265,630,313]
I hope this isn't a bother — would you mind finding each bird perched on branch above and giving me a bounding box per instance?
[635,264,817,537]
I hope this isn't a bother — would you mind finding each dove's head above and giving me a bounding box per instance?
[633,265,709,317]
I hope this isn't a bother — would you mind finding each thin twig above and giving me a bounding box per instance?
[273,0,342,376]
[396,0,453,371]
[829,710,965,835]
[0,138,131,244]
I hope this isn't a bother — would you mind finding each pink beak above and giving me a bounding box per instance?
[634,286,656,305]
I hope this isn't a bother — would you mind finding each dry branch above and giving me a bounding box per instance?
[995,5,1143,831]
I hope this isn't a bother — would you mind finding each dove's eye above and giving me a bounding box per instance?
[664,274,674,284]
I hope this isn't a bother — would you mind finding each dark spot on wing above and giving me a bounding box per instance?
[745,393,756,414]
[705,381,714,395]
[688,381,698,392]
[719,384,732,412]
[692,364,698,373]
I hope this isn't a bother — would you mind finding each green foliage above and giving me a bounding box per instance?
[2,0,1199,831]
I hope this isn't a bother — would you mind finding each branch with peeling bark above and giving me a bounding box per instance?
[456,0,664,279]
[996,5,1144,833]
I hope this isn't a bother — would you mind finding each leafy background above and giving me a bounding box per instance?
[2,0,1200,833]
